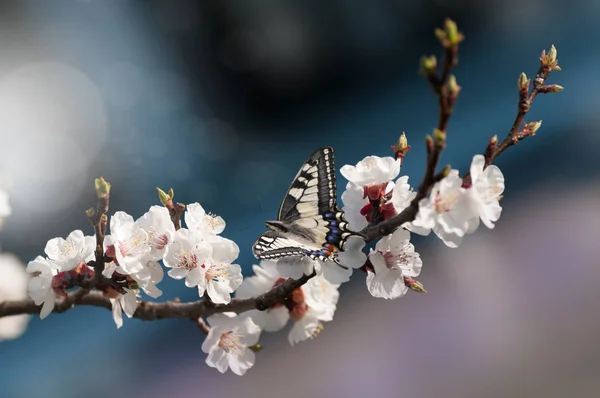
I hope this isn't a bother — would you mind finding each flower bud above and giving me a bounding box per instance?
[94,177,111,199]
[85,207,95,218]
[447,75,461,95]
[518,72,528,90]
[404,277,427,293]
[249,344,263,352]
[419,55,437,76]
[156,187,171,206]
[433,128,446,144]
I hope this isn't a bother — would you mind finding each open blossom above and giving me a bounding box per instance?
[202,313,261,376]
[196,235,242,304]
[366,228,422,299]
[184,202,226,235]
[135,206,175,261]
[26,256,60,319]
[412,169,475,247]
[467,154,505,230]
[163,228,212,287]
[237,261,340,345]
[275,237,366,285]
[340,155,401,186]
[0,254,30,341]
[44,230,95,272]
[105,212,150,274]
[109,289,138,329]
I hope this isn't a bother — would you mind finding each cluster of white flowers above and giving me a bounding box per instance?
[13,151,504,377]
[340,153,504,297]
[25,203,242,328]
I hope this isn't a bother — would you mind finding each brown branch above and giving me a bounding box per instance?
[462,46,561,185]
[0,272,314,320]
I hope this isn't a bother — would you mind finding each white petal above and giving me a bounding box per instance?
[121,291,137,318]
[321,262,353,284]
[185,267,203,287]
[276,256,313,280]
[229,349,255,376]
[206,347,229,373]
[167,268,188,280]
[39,293,55,319]
[201,327,221,353]
[110,298,123,329]
[207,280,232,304]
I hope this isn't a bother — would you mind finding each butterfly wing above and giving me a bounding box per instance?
[277,146,336,222]
[253,146,361,266]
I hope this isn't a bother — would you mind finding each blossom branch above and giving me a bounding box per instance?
[157,187,185,230]
[462,45,561,184]
[0,273,314,320]
[362,19,462,242]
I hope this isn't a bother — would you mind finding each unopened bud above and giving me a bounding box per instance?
[540,84,564,93]
[433,128,446,144]
[85,207,95,218]
[435,18,464,46]
[392,132,411,160]
[547,44,557,64]
[518,72,528,90]
[490,134,498,145]
[528,120,543,134]
[157,187,171,206]
[249,344,263,352]
[425,135,434,152]
[94,177,111,199]
[168,188,174,199]
[419,55,437,76]
[447,75,460,94]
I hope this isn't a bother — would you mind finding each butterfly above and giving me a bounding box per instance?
[252,146,362,269]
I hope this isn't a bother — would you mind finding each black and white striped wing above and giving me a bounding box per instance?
[253,231,316,260]
[277,146,336,222]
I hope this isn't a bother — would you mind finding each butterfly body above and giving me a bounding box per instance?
[253,146,362,268]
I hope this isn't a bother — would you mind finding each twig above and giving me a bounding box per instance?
[462,45,561,184]
[87,177,111,282]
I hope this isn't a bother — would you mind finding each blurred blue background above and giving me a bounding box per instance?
[0,0,598,397]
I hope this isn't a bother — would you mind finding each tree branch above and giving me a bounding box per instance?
[0,272,314,320]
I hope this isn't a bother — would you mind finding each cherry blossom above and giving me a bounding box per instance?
[366,228,422,299]
[26,256,60,319]
[236,261,340,345]
[196,235,242,303]
[135,206,175,261]
[466,154,505,229]
[163,228,212,287]
[202,312,261,376]
[184,202,226,235]
[340,155,401,186]
[105,212,150,274]
[0,254,30,341]
[44,230,95,272]
[412,169,475,247]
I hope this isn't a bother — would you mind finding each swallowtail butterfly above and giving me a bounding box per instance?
[252,146,362,268]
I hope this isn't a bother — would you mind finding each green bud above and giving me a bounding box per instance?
[85,207,95,218]
[157,187,171,206]
[518,72,528,90]
[94,177,111,198]
[249,344,263,352]
[447,75,460,94]
[419,55,437,76]
[168,188,174,199]
[433,128,446,144]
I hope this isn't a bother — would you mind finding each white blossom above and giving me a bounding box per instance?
[163,228,212,287]
[202,312,261,376]
[366,229,422,299]
[109,289,138,329]
[135,206,175,261]
[340,155,401,186]
[412,170,475,247]
[237,261,340,345]
[44,230,95,272]
[467,154,505,229]
[0,254,30,340]
[196,236,242,304]
[26,256,60,319]
[184,202,226,235]
[105,212,150,274]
